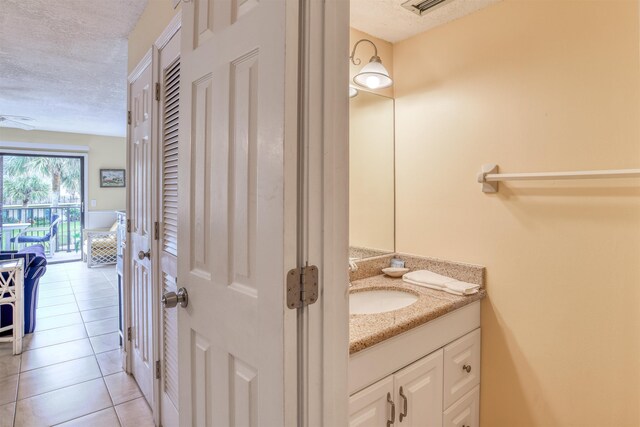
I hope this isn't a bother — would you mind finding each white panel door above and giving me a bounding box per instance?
[394,350,444,427]
[349,376,395,427]
[157,28,181,427]
[128,57,154,405]
[177,0,296,425]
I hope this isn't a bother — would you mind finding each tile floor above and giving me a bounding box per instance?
[0,262,155,427]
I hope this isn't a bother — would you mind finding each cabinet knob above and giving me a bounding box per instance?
[462,364,472,373]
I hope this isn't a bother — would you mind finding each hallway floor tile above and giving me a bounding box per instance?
[0,263,154,426]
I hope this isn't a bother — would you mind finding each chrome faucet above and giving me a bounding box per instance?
[348,259,358,289]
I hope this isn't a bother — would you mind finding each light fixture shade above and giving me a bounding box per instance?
[349,86,359,98]
[353,57,393,90]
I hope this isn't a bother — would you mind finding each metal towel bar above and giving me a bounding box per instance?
[478,163,640,193]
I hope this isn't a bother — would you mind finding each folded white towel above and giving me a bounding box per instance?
[403,270,480,296]
[444,280,480,296]
[402,270,456,287]
[405,281,450,293]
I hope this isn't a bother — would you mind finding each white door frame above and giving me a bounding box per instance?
[299,0,349,425]
[151,11,182,426]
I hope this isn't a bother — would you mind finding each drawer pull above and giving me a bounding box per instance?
[399,386,408,422]
[386,392,395,427]
[462,364,472,373]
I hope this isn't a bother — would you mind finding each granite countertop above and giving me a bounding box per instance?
[349,274,486,354]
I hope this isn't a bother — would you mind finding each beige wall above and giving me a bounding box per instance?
[393,1,640,425]
[128,0,181,73]
[0,128,126,211]
[350,28,394,98]
[350,91,395,252]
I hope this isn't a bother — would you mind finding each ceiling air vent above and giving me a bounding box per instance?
[401,0,451,16]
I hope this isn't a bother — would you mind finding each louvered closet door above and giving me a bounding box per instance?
[158,28,180,427]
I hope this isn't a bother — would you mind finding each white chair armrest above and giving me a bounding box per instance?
[85,230,116,240]
[24,226,49,232]
[83,229,113,239]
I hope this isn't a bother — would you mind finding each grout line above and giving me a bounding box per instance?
[87,331,121,341]
[50,406,120,427]
[33,321,85,334]
[22,336,88,353]
[21,328,88,351]
[20,341,94,373]
[111,393,145,408]
[35,306,81,321]
[13,355,20,427]
[15,362,101,402]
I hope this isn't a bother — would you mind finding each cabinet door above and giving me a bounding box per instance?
[394,349,443,427]
[443,386,479,427]
[349,376,395,427]
[443,328,481,409]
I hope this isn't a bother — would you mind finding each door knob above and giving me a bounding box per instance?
[162,287,189,308]
[138,250,150,260]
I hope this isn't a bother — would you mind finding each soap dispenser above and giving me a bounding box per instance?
[390,258,405,268]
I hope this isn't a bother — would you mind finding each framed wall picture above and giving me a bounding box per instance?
[100,169,126,188]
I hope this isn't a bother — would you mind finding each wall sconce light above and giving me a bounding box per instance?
[349,85,359,98]
[350,39,393,90]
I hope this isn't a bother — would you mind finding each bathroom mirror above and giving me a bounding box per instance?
[349,90,395,260]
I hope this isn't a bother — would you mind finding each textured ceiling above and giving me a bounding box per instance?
[0,0,148,137]
[351,0,501,43]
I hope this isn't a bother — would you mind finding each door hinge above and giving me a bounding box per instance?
[127,111,131,125]
[286,265,318,309]
[155,82,161,101]
[154,221,159,240]
[126,219,131,233]
[155,360,161,379]
[127,327,132,342]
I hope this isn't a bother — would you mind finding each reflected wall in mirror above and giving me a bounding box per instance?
[349,90,395,260]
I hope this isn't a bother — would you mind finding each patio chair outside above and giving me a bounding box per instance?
[10,214,61,257]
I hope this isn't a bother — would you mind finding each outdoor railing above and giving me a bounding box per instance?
[1,204,83,254]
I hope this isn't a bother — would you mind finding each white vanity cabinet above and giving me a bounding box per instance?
[349,350,443,427]
[349,302,482,427]
[394,349,444,426]
[349,376,395,427]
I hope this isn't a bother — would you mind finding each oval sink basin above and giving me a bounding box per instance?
[350,289,419,315]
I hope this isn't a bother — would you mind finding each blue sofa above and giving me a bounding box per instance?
[0,244,48,334]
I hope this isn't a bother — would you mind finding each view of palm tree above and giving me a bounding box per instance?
[3,155,80,206]
[4,175,49,206]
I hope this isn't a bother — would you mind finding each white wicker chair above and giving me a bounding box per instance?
[83,224,118,268]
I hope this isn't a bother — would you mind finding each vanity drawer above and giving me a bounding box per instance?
[443,328,480,409]
[443,385,480,427]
